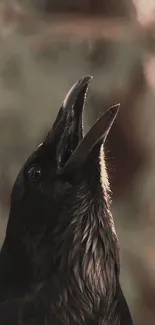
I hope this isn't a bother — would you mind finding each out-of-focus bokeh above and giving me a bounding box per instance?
[0,1,155,324]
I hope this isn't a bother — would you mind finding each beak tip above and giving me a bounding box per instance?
[108,103,120,119]
[63,75,93,109]
[79,75,93,86]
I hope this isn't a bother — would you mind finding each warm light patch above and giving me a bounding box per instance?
[133,0,155,25]
[100,144,118,240]
[99,144,109,193]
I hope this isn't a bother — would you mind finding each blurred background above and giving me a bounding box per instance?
[0,0,155,324]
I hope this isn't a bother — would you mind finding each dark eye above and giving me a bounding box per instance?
[26,165,42,182]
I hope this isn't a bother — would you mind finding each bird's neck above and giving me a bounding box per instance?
[53,179,120,304]
[72,192,119,294]
[28,187,121,325]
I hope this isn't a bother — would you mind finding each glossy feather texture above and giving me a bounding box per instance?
[0,76,133,325]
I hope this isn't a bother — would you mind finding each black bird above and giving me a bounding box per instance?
[0,76,133,325]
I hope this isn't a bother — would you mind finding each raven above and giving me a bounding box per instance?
[0,76,133,325]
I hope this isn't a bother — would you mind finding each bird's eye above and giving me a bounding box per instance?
[26,165,42,182]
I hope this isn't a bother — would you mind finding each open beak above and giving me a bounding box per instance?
[44,76,119,172]
[44,75,92,168]
[61,104,119,173]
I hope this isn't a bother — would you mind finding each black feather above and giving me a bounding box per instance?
[0,76,133,325]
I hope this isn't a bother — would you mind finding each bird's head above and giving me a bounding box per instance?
[1,76,119,292]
